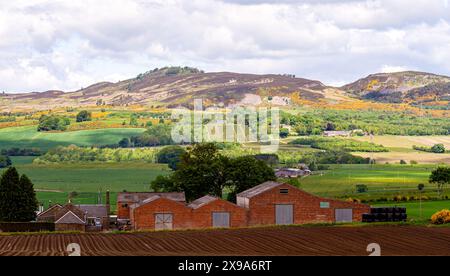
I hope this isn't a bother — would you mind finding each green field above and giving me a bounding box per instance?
[1,161,171,211]
[301,164,439,199]
[0,126,146,151]
[374,200,450,222]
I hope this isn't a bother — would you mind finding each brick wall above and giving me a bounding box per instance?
[131,198,193,230]
[246,183,370,226]
[117,202,131,219]
[191,199,248,229]
[55,223,86,232]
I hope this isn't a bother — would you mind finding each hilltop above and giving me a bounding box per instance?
[0,67,449,112]
[342,71,450,107]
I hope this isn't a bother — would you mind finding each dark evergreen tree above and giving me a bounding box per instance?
[0,167,38,222]
[0,167,21,221]
[18,175,38,222]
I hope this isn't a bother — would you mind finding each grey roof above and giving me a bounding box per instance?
[141,195,162,204]
[55,211,85,224]
[188,195,218,209]
[117,192,186,203]
[237,181,284,198]
[76,204,108,218]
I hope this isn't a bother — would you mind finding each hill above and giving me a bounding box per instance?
[342,71,450,107]
[0,66,350,112]
[1,68,449,111]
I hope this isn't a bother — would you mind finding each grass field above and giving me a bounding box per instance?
[0,126,146,151]
[374,200,450,222]
[301,164,439,199]
[1,161,171,210]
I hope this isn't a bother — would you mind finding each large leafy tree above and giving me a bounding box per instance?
[429,166,450,197]
[156,146,186,170]
[0,167,38,222]
[150,143,275,202]
[226,156,276,201]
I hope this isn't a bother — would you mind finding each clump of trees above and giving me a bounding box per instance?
[290,137,388,152]
[156,146,186,170]
[76,110,92,122]
[1,148,41,156]
[414,144,448,154]
[151,143,276,202]
[118,125,173,148]
[0,167,38,222]
[0,156,12,168]
[37,115,70,132]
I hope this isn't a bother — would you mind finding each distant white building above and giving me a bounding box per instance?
[323,131,351,137]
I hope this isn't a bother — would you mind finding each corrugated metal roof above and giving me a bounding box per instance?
[237,181,284,198]
[117,192,186,203]
[188,195,218,209]
[76,205,108,218]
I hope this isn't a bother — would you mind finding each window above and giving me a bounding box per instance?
[320,202,330,209]
[280,188,289,194]
[122,204,128,208]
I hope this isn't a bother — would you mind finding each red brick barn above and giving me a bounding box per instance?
[130,195,193,230]
[188,196,247,229]
[237,182,370,226]
[117,192,186,220]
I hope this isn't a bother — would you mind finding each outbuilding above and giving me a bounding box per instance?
[117,192,186,220]
[188,196,247,229]
[237,182,370,225]
[130,195,193,230]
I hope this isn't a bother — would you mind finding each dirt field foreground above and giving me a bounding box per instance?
[1,226,450,256]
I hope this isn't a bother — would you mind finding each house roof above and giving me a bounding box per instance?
[37,204,63,218]
[76,205,108,218]
[117,192,186,203]
[188,195,218,209]
[55,204,86,223]
[237,181,284,199]
[55,210,85,224]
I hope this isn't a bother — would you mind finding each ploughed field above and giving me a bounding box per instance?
[1,226,450,256]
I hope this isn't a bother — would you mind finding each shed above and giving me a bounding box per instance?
[237,182,370,226]
[130,196,192,231]
[188,196,247,229]
[117,192,186,219]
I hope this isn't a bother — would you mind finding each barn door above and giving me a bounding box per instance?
[335,209,353,223]
[155,213,173,230]
[275,204,293,225]
[212,212,230,228]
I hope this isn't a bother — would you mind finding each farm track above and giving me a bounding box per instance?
[0,226,450,256]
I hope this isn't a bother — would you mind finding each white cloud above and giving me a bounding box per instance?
[380,65,412,73]
[0,0,449,91]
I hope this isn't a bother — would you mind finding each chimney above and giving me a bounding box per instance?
[106,190,110,215]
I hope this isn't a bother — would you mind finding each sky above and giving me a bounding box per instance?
[0,0,450,92]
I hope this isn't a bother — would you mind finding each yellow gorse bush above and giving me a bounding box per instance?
[431,209,450,225]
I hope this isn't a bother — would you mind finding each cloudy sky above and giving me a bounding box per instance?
[0,0,450,92]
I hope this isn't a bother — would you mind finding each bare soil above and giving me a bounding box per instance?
[0,226,449,256]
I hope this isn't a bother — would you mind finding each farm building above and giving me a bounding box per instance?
[275,168,311,178]
[37,203,110,232]
[237,182,370,225]
[130,195,193,230]
[129,195,247,230]
[122,182,369,231]
[117,192,186,220]
[188,196,247,229]
[323,131,351,137]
